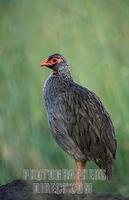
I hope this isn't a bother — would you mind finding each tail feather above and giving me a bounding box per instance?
[95,159,113,180]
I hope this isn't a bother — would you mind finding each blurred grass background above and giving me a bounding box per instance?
[0,0,129,196]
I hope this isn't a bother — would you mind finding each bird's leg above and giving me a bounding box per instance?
[75,160,86,191]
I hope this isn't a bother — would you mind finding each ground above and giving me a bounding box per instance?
[0,180,128,200]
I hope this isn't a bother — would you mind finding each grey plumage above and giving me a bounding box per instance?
[42,54,117,180]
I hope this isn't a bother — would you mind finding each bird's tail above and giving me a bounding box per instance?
[95,159,113,180]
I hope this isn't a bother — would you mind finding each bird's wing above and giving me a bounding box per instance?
[51,82,116,161]
[73,83,116,159]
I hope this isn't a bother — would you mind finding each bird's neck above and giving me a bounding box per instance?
[52,66,73,81]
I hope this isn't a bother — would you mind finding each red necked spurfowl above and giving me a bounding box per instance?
[40,53,117,188]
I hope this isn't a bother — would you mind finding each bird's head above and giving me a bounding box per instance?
[40,53,70,75]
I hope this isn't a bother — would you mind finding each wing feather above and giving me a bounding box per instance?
[49,82,116,170]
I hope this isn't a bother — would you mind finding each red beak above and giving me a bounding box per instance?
[40,59,52,67]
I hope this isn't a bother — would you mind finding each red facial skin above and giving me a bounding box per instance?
[40,57,63,68]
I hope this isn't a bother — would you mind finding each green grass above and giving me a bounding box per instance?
[0,0,129,196]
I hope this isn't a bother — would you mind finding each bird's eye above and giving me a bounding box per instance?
[51,58,58,63]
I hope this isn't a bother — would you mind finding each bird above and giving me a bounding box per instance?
[40,53,117,189]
